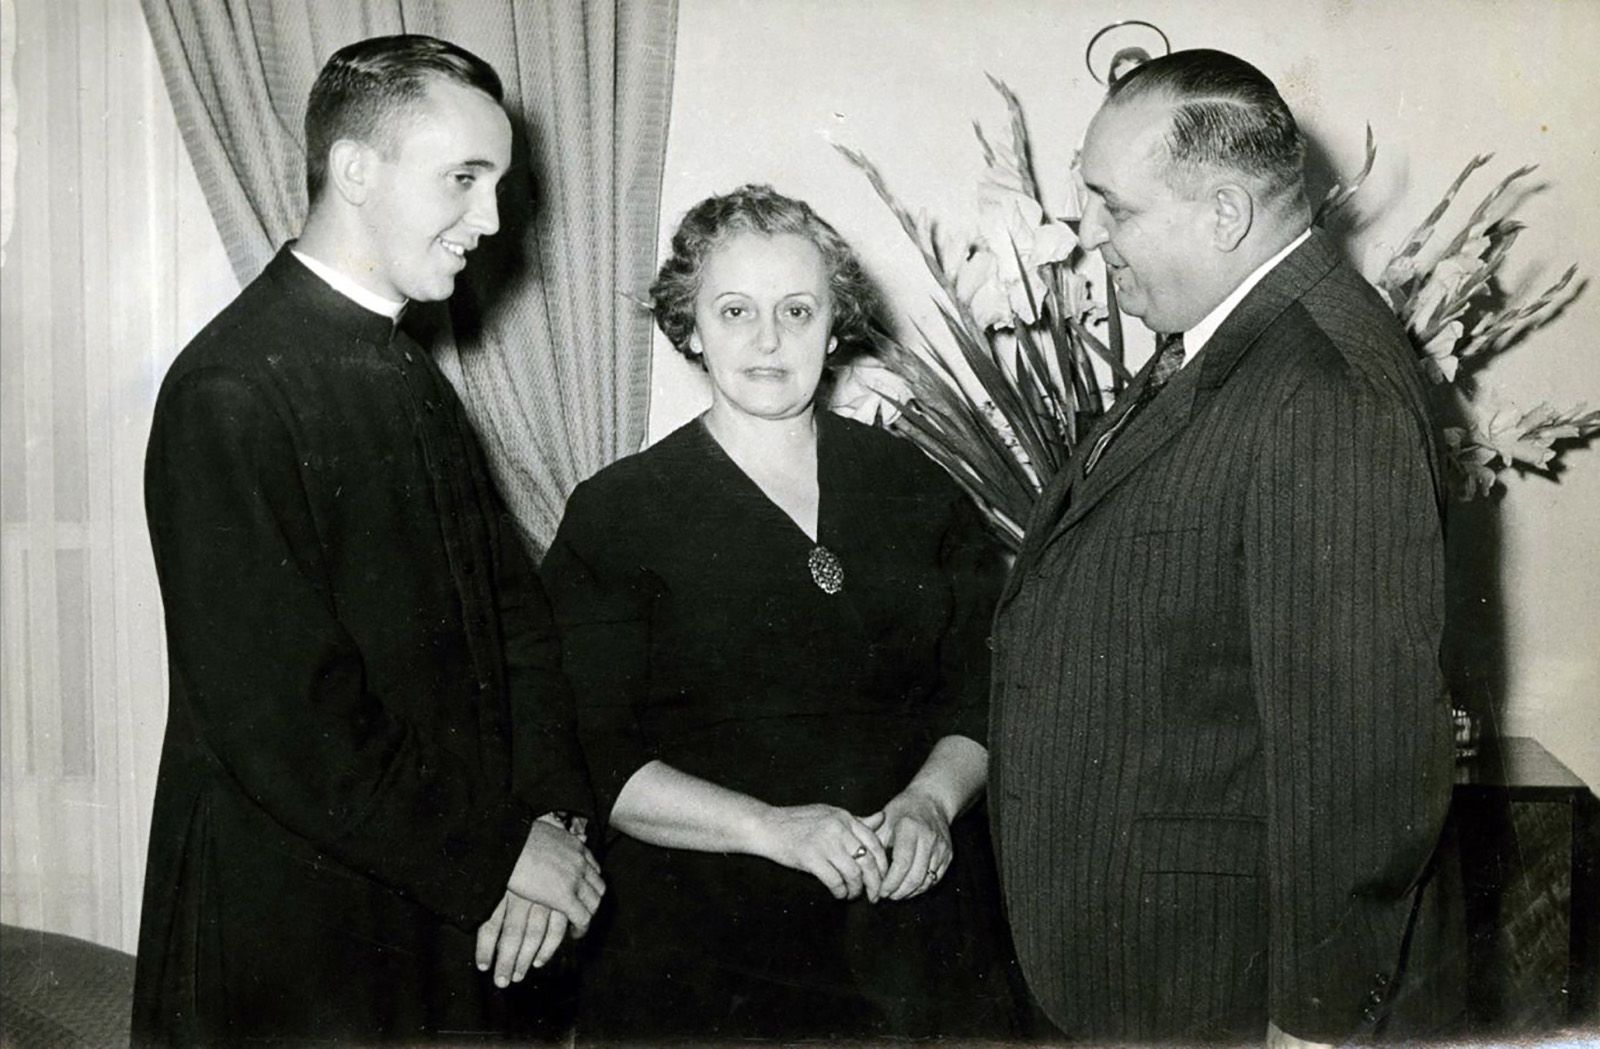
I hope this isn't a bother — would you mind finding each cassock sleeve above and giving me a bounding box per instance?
[539,477,658,838]
[491,488,596,822]
[147,367,531,930]
[1243,362,1455,1040]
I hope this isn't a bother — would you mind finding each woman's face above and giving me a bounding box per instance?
[691,231,836,425]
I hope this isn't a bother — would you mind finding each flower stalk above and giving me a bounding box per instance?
[834,79,1593,546]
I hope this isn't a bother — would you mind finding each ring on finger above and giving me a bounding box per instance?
[852,845,868,860]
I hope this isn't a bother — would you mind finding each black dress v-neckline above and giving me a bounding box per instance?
[692,413,831,549]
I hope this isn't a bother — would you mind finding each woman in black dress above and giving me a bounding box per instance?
[543,185,1022,1043]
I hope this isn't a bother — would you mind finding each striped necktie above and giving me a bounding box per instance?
[1084,332,1186,475]
[1132,331,1187,413]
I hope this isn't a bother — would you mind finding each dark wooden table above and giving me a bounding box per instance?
[1454,736,1598,1030]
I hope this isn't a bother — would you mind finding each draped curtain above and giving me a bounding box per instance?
[139,0,679,550]
[0,0,239,952]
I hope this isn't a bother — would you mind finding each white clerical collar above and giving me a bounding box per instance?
[291,248,406,320]
[1178,227,1312,367]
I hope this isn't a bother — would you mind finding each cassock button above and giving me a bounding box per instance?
[1367,989,1384,1005]
[1362,1007,1378,1023]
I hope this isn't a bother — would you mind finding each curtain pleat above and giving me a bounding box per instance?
[1,0,236,952]
[138,0,679,552]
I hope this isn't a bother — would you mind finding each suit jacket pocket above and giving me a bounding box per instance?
[1127,815,1269,1039]
[1132,814,1263,876]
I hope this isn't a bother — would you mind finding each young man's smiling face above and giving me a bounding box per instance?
[356,77,511,303]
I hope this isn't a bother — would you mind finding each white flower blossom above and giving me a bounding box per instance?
[829,359,912,426]
[1418,321,1464,383]
[957,190,1078,330]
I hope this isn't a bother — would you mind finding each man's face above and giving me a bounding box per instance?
[358,78,512,303]
[1077,98,1220,334]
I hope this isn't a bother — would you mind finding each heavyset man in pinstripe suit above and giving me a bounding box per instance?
[990,50,1462,1045]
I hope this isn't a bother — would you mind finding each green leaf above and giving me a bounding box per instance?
[834,143,956,300]
[1314,125,1377,228]
[986,74,1042,205]
[1104,269,1127,387]
[1066,314,1132,386]
[1394,154,1494,263]
[1434,164,1537,263]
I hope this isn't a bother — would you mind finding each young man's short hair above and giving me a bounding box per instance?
[303,34,503,203]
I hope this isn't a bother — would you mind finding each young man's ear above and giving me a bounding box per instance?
[326,139,375,206]
[1211,183,1255,252]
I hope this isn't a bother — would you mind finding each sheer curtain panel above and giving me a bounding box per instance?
[140,0,679,551]
[0,0,238,953]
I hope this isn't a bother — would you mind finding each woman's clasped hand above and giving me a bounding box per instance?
[754,802,889,901]
[870,787,956,900]
[752,792,955,902]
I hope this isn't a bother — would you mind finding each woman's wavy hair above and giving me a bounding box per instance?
[650,185,879,367]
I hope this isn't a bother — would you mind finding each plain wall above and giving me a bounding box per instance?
[648,0,1600,788]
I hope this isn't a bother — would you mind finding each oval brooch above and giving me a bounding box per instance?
[808,545,844,595]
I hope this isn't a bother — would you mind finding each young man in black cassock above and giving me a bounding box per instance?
[132,35,602,1046]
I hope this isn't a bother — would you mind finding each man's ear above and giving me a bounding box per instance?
[1211,183,1254,252]
[327,139,374,206]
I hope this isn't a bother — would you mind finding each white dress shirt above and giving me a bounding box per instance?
[1177,227,1312,367]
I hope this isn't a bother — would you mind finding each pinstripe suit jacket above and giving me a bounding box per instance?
[989,231,1463,1043]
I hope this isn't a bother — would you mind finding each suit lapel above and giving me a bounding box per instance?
[998,451,1077,607]
[1007,229,1344,576]
[1192,229,1342,395]
[1052,359,1200,535]
[996,348,1161,607]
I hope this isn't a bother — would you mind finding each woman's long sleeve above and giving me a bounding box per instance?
[930,490,1006,747]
